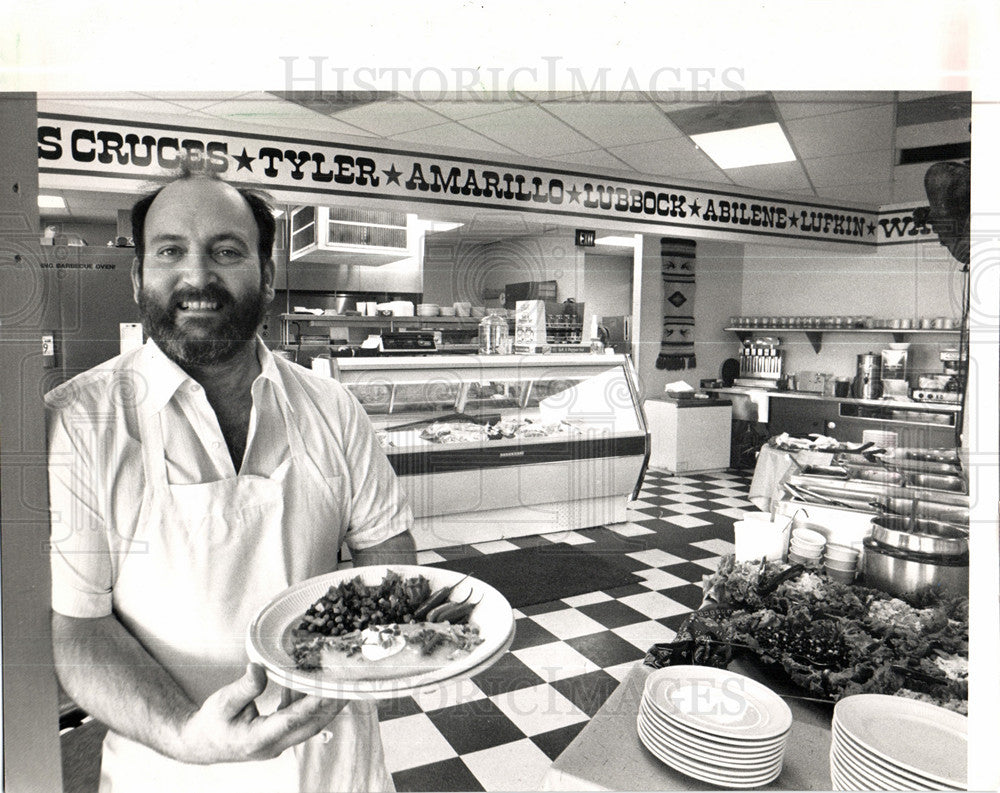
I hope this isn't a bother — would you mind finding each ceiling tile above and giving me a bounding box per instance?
[802,149,894,187]
[139,92,249,111]
[609,137,722,178]
[539,100,681,148]
[328,99,449,137]
[894,118,971,150]
[895,91,960,103]
[773,91,894,120]
[544,148,637,171]
[40,97,198,118]
[40,91,148,103]
[895,92,971,126]
[815,182,893,206]
[651,101,706,114]
[665,93,777,136]
[414,99,528,122]
[783,104,896,159]
[387,122,519,155]
[459,104,598,158]
[202,100,379,136]
[723,161,813,193]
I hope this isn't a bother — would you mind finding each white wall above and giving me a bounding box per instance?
[422,228,585,308]
[582,250,633,333]
[739,239,965,383]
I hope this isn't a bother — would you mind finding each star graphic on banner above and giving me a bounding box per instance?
[788,213,800,228]
[233,148,255,171]
[382,164,403,185]
[567,184,581,203]
[688,200,702,218]
[867,222,877,235]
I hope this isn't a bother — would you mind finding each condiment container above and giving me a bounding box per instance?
[478,311,509,354]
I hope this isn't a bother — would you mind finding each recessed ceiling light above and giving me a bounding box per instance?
[689,122,796,169]
[37,194,67,209]
[595,235,637,248]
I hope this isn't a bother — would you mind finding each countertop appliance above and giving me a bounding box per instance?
[376,331,438,355]
[912,349,964,403]
[851,352,882,399]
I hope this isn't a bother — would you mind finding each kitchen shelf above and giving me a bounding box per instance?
[281,313,511,346]
[725,327,962,353]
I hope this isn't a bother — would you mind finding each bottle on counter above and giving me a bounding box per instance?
[478,310,509,354]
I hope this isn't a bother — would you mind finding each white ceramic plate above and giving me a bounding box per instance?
[639,700,786,758]
[831,741,910,791]
[637,718,783,788]
[832,721,962,790]
[246,565,514,699]
[642,692,789,749]
[638,704,785,767]
[644,666,793,742]
[833,694,967,788]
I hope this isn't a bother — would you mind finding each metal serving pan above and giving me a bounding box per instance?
[906,472,967,493]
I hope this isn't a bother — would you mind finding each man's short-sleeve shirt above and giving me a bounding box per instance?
[47,338,413,618]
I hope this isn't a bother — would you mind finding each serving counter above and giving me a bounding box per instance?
[708,387,961,448]
[327,354,649,550]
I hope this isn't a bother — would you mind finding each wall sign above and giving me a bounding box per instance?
[38,113,920,247]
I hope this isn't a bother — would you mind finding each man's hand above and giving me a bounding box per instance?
[177,664,347,765]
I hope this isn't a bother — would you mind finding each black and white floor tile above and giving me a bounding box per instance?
[380,467,755,792]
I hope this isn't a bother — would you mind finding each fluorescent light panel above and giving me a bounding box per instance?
[38,194,67,209]
[690,122,796,169]
[595,235,637,247]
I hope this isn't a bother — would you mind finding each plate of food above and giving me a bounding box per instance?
[246,565,515,698]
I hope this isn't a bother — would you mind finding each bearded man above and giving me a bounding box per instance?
[46,171,416,792]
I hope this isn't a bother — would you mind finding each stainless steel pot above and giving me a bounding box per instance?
[861,538,968,600]
[871,515,968,556]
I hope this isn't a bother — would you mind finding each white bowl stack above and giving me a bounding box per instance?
[416,303,440,317]
[788,526,826,566]
[830,694,967,791]
[637,666,792,789]
[823,543,860,584]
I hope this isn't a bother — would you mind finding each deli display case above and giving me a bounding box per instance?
[326,354,650,549]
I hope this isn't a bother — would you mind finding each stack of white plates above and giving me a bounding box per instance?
[830,694,967,791]
[416,303,440,317]
[636,666,792,788]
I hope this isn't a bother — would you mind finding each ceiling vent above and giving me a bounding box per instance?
[897,141,971,166]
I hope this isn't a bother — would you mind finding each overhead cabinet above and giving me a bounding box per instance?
[290,205,413,266]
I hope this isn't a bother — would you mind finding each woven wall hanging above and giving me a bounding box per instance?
[655,237,697,370]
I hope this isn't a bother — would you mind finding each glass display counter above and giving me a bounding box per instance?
[328,354,650,549]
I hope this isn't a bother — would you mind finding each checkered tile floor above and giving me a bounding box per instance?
[379,467,755,792]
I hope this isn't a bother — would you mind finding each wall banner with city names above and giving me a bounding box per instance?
[37,113,934,247]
